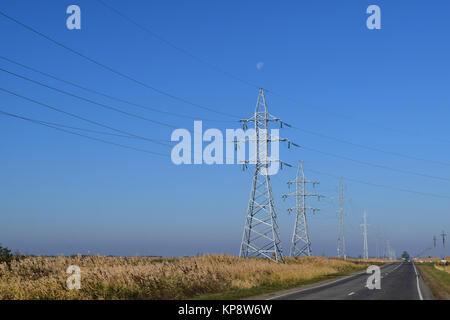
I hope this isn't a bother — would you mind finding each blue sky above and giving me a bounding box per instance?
[0,0,449,258]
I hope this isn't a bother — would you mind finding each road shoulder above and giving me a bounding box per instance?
[416,263,447,300]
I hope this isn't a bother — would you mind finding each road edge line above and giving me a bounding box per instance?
[412,262,424,300]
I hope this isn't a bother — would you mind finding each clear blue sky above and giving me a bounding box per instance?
[0,0,448,258]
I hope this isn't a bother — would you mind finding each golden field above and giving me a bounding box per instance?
[0,254,373,300]
[435,263,450,274]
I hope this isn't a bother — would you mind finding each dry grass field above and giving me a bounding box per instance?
[0,254,374,300]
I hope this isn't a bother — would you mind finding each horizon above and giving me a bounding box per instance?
[0,0,449,259]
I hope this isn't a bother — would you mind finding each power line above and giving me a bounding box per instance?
[96,0,260,89]
[290,125,450,168]
[0,87,170,147]
[0,109,168,157]
[306,167,450,200]
[0,9,242,119]
[90,2,450,145]
[297,144,450,183]
[0,55,233,123]
[0,67,180,129]
[7,59,449,182]
[267,90,450,145]
[36,120,165,141]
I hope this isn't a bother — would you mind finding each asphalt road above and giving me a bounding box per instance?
[269,262,433,300]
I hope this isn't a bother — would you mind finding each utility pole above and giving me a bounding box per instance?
[433,235,437,258]
[441,231,447,260]
[337,177,346,259]
[238,88,293,263]
[375,226,380,259]
[361,211,369,260]
[386,239,392,260]
[283,161,322,257]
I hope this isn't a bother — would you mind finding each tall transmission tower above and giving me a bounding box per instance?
[283,161,322,257]
[375,226,380,259]
[337,177,346,259]
[441,231,447,260]
[361,211,369,260]
[386,239,395,260]
[238,88,293,263]
[433,235,437,258]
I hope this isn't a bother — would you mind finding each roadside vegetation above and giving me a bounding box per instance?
[0,254,376,300]
[417,262,450,300]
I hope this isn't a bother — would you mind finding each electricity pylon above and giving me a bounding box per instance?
[283,161,322,257]
[238,88,293,263]
[361,211,369,260]
[441,231,447,260]
[337,177,346,259]
[376,226,380,259]
[433,235,437,258]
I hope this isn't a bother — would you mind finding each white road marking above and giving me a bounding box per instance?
[348,292,355,296]
[412,262,424,301]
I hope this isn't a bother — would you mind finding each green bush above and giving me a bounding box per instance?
[0,245,13,264]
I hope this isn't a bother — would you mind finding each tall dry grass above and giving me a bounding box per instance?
[0,255,366,300]
[435,263,450,274]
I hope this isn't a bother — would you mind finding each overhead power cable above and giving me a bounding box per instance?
[0,67,180,129]
[306,167,450,200]
[96,0,260,90]
[300,144,450,183]
[296,144,450,183]
[290,125,450,167]
[93,2,450,144]
[0,55,233,123]
[0,109,168,157]
[0,10,242,119]
[0,87,171,147]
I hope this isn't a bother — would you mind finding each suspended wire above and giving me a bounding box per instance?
[0,55,234,123]
[0,90,244,163]
[2,90,449,201]
[0,109,169,157]
[296,144,450,183]
[7,56,450,182]
[289,125,450,167]
[36,120,165,141]
[0,87,171,147]
[0,10,243,119]
[266,90,450,146]
[306,167,450,200]
[0,7,450,174]
[93,2,450,145]
[0,67,181,129]
[2,9,449,195]
[9,60,446,184]
[96,0,261,90]
[74,4,450,172]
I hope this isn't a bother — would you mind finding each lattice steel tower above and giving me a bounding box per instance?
[337,177,346,259]
[433,235,437,258]
[283,161,321,257]
[442,231,447,259]
[238,88,291,263]
[361,211,369,260]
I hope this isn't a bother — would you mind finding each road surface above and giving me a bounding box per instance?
[268,262,433,300]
